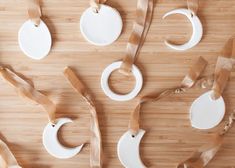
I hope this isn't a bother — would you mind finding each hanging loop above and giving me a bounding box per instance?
[27,0,42,26]
[89,0,107,13]
[187,0,199,17]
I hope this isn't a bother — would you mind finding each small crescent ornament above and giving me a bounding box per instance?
[117,129,146,168]
[163,8,203,51]
[43,118,84,159]
[190,91,225,129]
[80,4,123,46]
[18,19,52,60]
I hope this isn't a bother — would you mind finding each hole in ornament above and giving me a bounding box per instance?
[132,135,135,138]
[108,69,135,95]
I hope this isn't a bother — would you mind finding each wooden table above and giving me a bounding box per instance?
[0,0,235,167]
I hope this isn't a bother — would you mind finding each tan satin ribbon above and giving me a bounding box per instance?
[0,139,22,168]
[64,67,102,168]
[211,38,235,99]
[27,0,41,26]
[89,0,107,13]
[177,112,235,168]
[187,0,199,16]
[119,0,154,75]
[0,67,56,124]
[129,57,209,136]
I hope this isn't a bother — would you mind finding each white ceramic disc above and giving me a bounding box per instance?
[163,8,203,51]
[43,118,84,159]
[18,19,52,60]
[101,61,143,101]
[117,129,146,168]
[190,90,225,129]
[80,4,122,46]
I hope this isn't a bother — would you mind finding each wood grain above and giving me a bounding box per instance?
[0,0,235,167]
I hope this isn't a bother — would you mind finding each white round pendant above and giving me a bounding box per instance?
[43,118,84,159]
[80,4,122,46]
[101,61,143,101]
[190,90,225,129]
[117,130,146,168]
[18,20,52,60]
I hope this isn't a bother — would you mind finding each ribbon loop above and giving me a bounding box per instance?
[27,0,41,26]
[63,67,102,168]
[129,57,208,136]
[89,0,107,13]
[119,0,154,75]
[187,0,199,16]
[0,67,56,124]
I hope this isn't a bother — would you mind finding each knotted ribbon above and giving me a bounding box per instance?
[119,0,154,75]
[64,67,102,168]
[129,57,210,136]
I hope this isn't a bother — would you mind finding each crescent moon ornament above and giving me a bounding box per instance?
[190,90,225,129]
[43,118,84,159]
[117,129,146,168]
[163,8,203,51]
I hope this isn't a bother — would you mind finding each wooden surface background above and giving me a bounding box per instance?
[0,0,235,167]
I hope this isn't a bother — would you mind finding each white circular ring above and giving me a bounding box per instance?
[101,61,143,101]
[80,4,123,46]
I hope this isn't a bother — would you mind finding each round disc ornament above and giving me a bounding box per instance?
[190,91,225,129]
[18,20,52,60]
[80,4,122,46]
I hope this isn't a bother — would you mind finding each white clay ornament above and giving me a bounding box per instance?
[190,90,225,129]
[43,118,84,159]
[117,129,146,168]
[101,61,143,101]
[80,4,122,46]
[163,8,203,51]
[18,19,52,60]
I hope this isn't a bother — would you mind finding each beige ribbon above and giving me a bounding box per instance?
[129,57,209,136]
[119,0,154,75]
[89,0,107,13]
[211,38,235,100]
[177,112,235,168]
[0,66,56,125]
[0,139,22,168]
[27,0,41,26]
[187,0,199,16]
[64,67,102,168]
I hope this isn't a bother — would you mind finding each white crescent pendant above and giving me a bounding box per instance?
[163,8,203,51]
[43,118,84,159]
[117,129,146,168]
[18,19,52,60]
[80,4,123,46]
[190,90,225,129]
